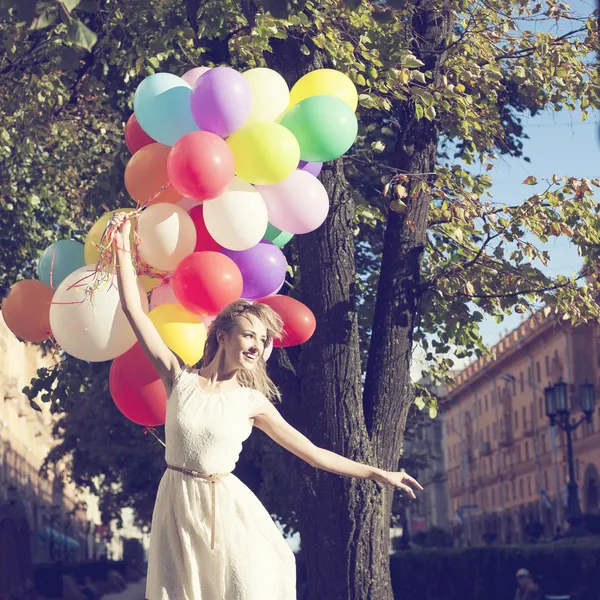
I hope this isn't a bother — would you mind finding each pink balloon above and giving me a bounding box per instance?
[256,170,329,235]
[150,281,177,310]
[182,66,211,86]
[177,197,202,212]
[201,314,216,330]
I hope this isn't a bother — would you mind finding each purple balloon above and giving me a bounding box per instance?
[298,160,323,177]
[221,241,287,300]
[190,67,252,138]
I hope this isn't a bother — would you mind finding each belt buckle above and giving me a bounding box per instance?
[189,469,201,478]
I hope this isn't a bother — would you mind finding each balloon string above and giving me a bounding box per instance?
[143,427,166,447]
[87,182,174,294]
[50,248,56,289]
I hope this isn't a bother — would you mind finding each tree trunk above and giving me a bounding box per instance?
[266,3,455,598]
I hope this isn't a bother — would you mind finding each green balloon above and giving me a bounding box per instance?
[264,223,294,247]
[280,95,358,162]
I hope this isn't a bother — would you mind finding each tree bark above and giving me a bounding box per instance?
[265,3,455,598]
[363,0,455,551]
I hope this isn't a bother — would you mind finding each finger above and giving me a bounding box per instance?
[399,484,416,499]
[405,475,424,491]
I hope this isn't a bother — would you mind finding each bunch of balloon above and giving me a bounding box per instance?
[1,64,358,430]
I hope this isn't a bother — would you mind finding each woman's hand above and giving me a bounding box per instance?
[374,470,423,499]
[108,212,132,249]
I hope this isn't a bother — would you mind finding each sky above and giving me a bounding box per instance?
[477,108,599,345]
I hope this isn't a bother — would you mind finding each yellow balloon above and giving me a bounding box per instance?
[289,69,358,112]
[243,68,290,124]
[138,273,163,293]
[149,303,206,366]
[84,209,136,265]
[227,122,300,186]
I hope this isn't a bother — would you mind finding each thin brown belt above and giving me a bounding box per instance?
[166,464,230,550]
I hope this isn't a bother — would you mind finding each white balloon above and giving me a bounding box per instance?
[263,339,273,361]
[203,177,268,251]
[243,68,290,124]
[50,266,148,362]
[138,203,196,271]
[150,280,178,310]
[177,197,202,212]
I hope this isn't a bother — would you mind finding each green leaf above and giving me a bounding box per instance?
[30,5,58,29]
[428,406,438,419]
[300,44,310,55]
[400,54,425,69]
[523,176,537,185]
[424,105,436,121]
[67,19,97,51]
[61,0,81,11]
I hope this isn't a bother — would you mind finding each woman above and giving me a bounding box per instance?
[112,214,422,599]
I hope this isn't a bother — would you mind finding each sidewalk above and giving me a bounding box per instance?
[101,579,146,600]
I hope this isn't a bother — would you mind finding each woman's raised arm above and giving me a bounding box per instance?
[112,214,181,391]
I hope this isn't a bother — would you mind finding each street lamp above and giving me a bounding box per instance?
[544,380,596,531]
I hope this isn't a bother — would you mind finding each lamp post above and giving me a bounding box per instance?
[544,380,596,530]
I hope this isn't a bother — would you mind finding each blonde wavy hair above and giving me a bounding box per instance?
[201,299,284,402]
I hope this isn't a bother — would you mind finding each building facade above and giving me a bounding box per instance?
[444,312,600,545]
[0,313,104,562]
[404,377,450,536]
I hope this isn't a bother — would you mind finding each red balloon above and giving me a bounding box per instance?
[189,204,222,252]
[167,131,235,201]
[124,114,155,154]
[109,343,167,426]
[172,252,243,315]
[256,295,316,347]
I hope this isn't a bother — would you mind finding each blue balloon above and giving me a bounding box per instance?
[133,73,199,146]
[38,240,85,289]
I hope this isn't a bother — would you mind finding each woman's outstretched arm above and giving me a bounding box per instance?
[112,214,181,392]
[252,402,423,498]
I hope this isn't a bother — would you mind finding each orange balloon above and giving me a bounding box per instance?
[124,143,181,206]
[2,280,54,343]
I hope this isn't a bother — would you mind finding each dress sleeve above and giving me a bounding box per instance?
[247,389,272,417]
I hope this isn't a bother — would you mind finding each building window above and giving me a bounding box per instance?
[544,471,549,491]
[519,478,524,499]
[522,406,527,429]
[545,355,550,376]
[528,476,532,497]
[542,433,546,453]
[493,422,497,440]
[512,481,516,501]
[520,372,524,392]
[536,361,541,383]
[492,488,496,506]
[512,377,516,395]
[485,395,488,412]
[478,398,482,416]
[486,425,490,442]
[528,366,532,386]
[514,410,519,430]
[517,445,521,462]
[483,461,487,476]
[539,397,543,419]
[525,441,529,461]
[490,456,494,473]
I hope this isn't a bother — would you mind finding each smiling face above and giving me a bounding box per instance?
[218,314,268,372]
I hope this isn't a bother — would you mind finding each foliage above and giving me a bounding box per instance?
[1,0,599,551]
[390,544,600,600]
[411,526,455,548]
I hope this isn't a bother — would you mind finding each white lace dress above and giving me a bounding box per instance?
[146,365,297,600]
